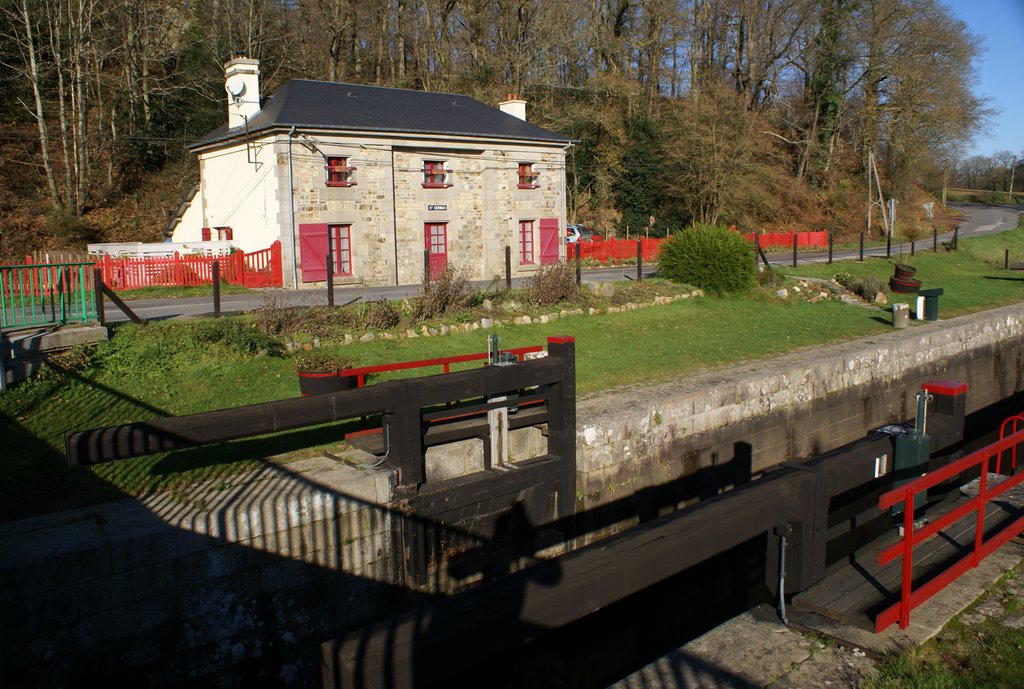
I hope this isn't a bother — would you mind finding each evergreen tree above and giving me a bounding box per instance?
[615,115,665,236]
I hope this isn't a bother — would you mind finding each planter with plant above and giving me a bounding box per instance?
[293,350,357,396]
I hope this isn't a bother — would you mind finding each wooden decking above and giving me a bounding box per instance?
[791,479,1024,631]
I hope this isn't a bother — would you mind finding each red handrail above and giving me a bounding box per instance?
[338,345,544,388]
[875,420,1024,632]
[998,414,1024,473]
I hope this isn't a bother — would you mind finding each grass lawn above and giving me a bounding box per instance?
[779,214,1024,317]
[863,569,1024,689]
[1,215,1021,520]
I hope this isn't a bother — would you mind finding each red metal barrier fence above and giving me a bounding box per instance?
[566,238,663,262]
[566,231,828,264]
[26,241,284,291]
[875,415,1024,632]
[743,231,829,249]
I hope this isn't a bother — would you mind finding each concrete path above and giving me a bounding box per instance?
[607,541,1024,689]
[97,263,658,324]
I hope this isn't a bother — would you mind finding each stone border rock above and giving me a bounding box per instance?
[334,289,705,343]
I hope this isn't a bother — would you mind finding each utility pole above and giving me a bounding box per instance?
[942,161,948,209]
[867,149,888,235]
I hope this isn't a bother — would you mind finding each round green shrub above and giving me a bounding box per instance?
[657,224,756,295]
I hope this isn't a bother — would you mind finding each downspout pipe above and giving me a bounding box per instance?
[287,126,298,289]
[391,147,399,286]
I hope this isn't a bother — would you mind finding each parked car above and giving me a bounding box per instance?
[566,224,601,243]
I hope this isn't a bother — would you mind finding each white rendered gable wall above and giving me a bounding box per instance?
[179,140,282,253]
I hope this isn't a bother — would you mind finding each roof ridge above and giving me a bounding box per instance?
[285,78,470,100]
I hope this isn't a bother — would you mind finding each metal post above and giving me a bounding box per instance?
[953,227,959,250]
[886,234,891,258]
[326,242,334,307]
[827,232,833,264]
[505,245,512,291]
[910,240,915,257]
[212,260,221,318]
[575,242,582,286]
[636,240,642,282]
[1006,249,1010,270]
[792,234,798,268]
[60,267,69,324]
[859,233,865,262]
[93,267,105,326]
[423,249,430,283]
[933,228,938,252]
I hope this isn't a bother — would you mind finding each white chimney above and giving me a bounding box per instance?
[499,94,527,121]
[224,57,261,128]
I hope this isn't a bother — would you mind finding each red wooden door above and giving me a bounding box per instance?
[425,223,448,279]
[298,223,328,282]
[539,218,560,264]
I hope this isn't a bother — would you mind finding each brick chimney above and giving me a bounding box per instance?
[224,56,261,128]
[499,93,527,121]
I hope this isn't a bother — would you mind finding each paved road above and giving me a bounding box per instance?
[101,203,1022,323]
[760,202,1023,268]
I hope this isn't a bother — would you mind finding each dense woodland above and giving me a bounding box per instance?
[0,0,999,261]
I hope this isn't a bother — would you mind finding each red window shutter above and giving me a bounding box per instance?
[224,227,233,241]
[201,227,211,241]
[298,223,329,282]
[539,218,559,264]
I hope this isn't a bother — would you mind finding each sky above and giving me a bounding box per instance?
[943,0,1024,158]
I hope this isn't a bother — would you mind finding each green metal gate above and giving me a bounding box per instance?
[1,261,98,330]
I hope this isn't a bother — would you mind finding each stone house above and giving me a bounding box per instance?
[171,57,572,288]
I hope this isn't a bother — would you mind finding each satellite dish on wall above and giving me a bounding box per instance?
[226,77,246,97]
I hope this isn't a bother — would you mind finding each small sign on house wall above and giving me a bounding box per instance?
[427,204,448,211]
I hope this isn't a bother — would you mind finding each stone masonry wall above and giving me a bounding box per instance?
[284,135,565,287]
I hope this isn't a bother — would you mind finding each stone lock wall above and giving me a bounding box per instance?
[3,304,1023,686]
[0,460,403,687]
[573,303,1024,539]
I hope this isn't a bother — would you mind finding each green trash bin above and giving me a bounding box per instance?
[920,288,943,321]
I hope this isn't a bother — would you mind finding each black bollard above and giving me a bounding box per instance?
[212,260,221,317]
[326,244,334,307]
[505,245,512,291]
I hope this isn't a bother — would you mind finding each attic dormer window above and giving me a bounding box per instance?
[517,162,539,189]
[325,156,356,187]
[422,160,452,188]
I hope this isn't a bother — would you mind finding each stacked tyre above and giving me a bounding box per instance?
[889,263,921,294]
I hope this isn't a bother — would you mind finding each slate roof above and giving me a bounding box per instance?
[191,80,571,149]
